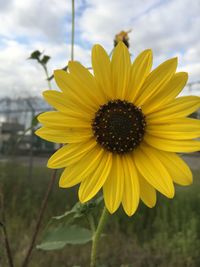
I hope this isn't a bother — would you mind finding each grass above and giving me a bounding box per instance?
[0,157,200,267]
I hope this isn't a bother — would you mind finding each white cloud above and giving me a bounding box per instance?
[0,39,47,97]
[78,0,200,95]
[0,0,82,42]
[0,39,90,98]
[0,0,199,98]
[78,0,159,51]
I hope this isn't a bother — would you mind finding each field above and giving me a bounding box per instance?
[0,155,200,267]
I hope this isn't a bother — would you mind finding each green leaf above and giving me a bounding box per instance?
[32,113,42,127]
[29,50,41,60]
[37,241,66,250]
[53,201,81,220]
[73,197,104,218]
[53,210,75,220]
[37,199,104,251]
[37,225,92,250]
[40,55,51,65]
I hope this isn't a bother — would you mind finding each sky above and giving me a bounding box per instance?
[0,0,200,98]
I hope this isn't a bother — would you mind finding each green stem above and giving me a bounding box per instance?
[71,0,75,61]
[90,206,109,267]
[88,214,96,234]
[43,65,52,89]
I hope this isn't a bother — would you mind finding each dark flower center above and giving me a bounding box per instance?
[92,99,146,154]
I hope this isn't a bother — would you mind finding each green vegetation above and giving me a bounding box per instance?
[0,158,200,267]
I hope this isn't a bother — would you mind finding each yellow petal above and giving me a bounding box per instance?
[103,155,124,214]
[134,146,175,198]
[122,155,140,216]
[68,61,106,105]
[38,111,90,129]
[153,150,193,186]
[147,118,200,140]
[54,70,97,112]
[59,146,104,188]
[92,44,113,100]
[79,152,112,202]
[139,175,156,208]
[47,139,96,168]
[111,42,131,99]
[126,49,153,102]
[147,96,200,122]
[142,72,188,114]
[43,90,92,119]
[144,134,200,153]
[135,58,177,106]
[35,127,92,144]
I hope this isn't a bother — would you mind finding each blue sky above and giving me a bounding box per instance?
[0,0,199,97]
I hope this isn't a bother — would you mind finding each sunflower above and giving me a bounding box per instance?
[36,42,200,216]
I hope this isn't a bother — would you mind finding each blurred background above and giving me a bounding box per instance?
[0,0,200,266]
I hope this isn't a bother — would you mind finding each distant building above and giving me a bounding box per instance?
[0,96,55,155]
